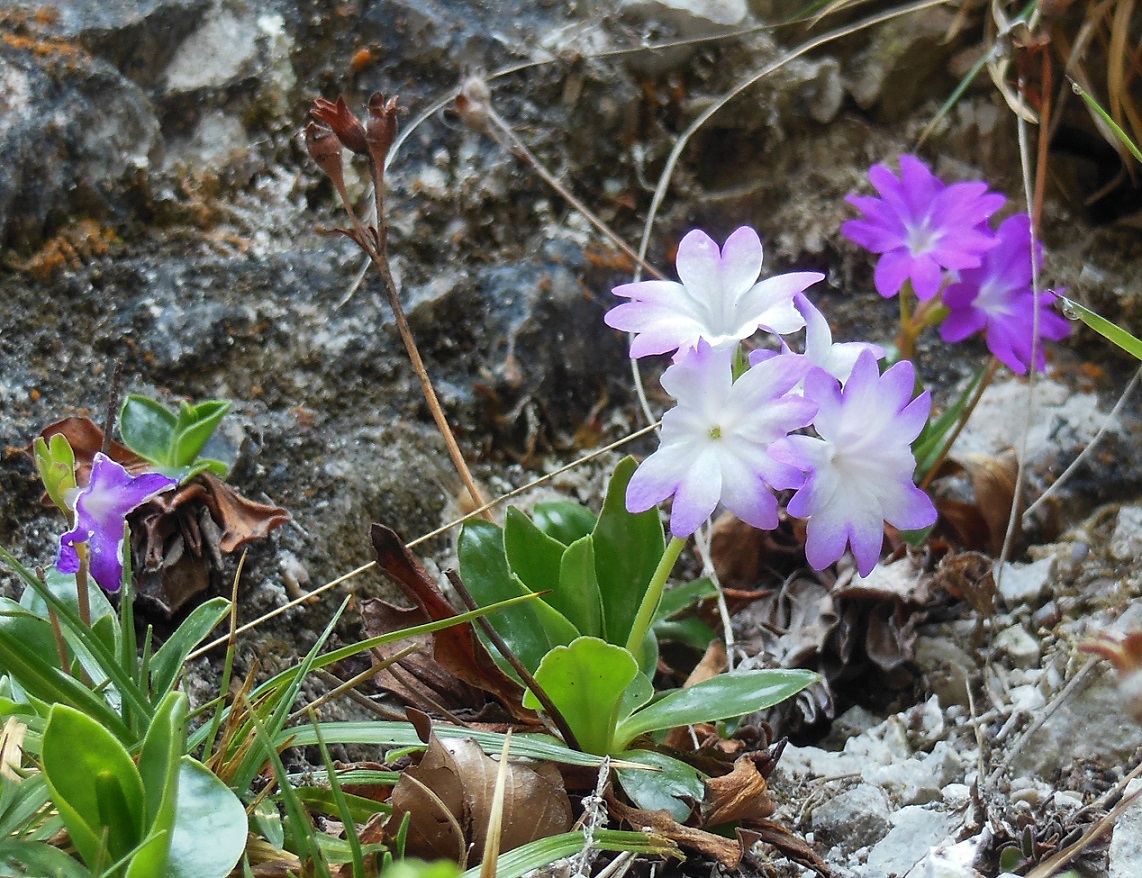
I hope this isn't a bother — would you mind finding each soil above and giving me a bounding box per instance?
[3,2,1142,876]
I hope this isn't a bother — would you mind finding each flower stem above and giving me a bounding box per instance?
[625,536,686,654]
[919,356,1001,491]
[75,543,91,628]
[332,162,491,519]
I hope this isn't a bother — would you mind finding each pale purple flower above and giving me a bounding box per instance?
[771,351,936,576]
[939,214,1070,374]
[57,453,178,593]
[605,226,823,357]
[750,294,885,386]
[627,342,817,537]
[842,155,1005,301]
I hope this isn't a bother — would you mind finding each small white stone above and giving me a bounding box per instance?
[1110,779,1142,877]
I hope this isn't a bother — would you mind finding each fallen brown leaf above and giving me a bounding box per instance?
[701,753,776,827]
[385,728,573,865]
[607,795,744,869]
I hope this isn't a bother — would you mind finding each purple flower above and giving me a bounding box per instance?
[56,453,178,593]
[605,226,823,357]
[751,294,885,386]
[771,351,936,576]
[626,342,817,537]
[842,155,1005,301]
[939,214,1070,374]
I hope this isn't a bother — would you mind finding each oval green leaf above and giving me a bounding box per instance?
[523,636,638,755]
[166,757,247,878]
[614,669,819,751]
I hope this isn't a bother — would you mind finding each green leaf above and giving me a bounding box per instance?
[614,669,819,752]
[531,501,597,546]
[653,577,718,623]
[166,757,247,878]
[1056,294,1142,362]
[131,692,188,877]
[458,829,677,878]
[552,537,604,639]
[0,773,54,839]
[615,750,705,822]
[0,610,131,742]
[523,637,638,755]
[504,508,565,596]
[33,434,77,515]
[653,617,716,652]
[120,395,179,467]
[149,598,229,699]
[170,400,231,468]
[458,520,576,674]
[42,704,145,869]
[0,840,92,877]
[277,721,617,768]
[592,457,666,647]
[617,672,654,722]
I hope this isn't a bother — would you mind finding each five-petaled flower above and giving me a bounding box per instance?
[56,453,178,593]
[626,342,817,538]
[771,350,937,576]
[939,214,1070,374]
[842,155,1004,301]
[605,226,822,357]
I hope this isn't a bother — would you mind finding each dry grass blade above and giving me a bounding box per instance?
[479,731,512,878]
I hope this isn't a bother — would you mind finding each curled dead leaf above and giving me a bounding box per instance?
[368,524,531,721]
[701,753,776,827]
[384,728,572,865]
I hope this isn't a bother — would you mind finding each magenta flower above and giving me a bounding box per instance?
[771,351,936,576]
[57,453,178,593]
[939,214,1070,374]
[626,342,817,537]
[605,226,823,357]
[842,155,1005,301]
[751,294,885,386]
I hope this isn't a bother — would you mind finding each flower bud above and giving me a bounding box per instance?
[310,96,369,155]
[366,92,399,169]
[304,122,346,187]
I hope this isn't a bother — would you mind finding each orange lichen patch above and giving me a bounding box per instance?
[8,220,119,282]
[349,46,381,73]
[0,9,92,74]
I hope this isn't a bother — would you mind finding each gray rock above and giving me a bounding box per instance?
[9,0,211,87]
[1011,665,1142,779]
[812,784,891,853]
[1110,779,1142,878]
[619,0,749,35]
[864,742,962,806]
[162,4,261,94]
[1110,505,1142,561]
[914,631,977,709]
[0,35,160,249]
[996,558,1054,608]
[861,806,958,877]
[993,623,1042,669]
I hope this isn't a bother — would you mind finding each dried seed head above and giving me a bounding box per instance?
[310,96,369,155]
[366,92,400,168]
[304,122,346,188]
[456,75,491,132]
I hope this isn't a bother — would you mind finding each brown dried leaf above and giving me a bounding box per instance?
[34,417,145,488]
[386,729,573,864]
[360,598,489,714]
[933,450,1020,554]
[741,823,833,877]
[369,524,529,719]
[701,754,776,827]
[607,795,743,869]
